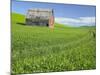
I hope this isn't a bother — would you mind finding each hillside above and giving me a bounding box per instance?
[11,13,96,74]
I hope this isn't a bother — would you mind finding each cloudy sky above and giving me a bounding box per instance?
[12,0,96,27]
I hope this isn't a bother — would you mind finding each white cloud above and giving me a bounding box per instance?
[55,17,96,27]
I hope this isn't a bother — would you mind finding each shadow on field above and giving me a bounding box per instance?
[16,22,26,26]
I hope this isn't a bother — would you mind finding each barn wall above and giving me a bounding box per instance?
[26,9,54,27]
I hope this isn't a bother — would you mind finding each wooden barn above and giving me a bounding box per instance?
[26,8,54,28]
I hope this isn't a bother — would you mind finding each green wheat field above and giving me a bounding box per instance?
[11,13,96,74]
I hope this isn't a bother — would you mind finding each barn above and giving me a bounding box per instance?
[26,8,54,28]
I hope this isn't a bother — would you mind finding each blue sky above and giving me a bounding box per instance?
[12,0,96,26]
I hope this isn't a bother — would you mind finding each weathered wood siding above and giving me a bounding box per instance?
[26,8,54,27]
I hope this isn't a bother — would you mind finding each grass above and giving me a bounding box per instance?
[11,13,96,74]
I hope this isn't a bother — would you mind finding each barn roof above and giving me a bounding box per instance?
[28,8,53,12]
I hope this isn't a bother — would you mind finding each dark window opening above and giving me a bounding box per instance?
[46,23,49,27]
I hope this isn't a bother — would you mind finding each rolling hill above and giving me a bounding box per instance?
[11,13,96,74]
